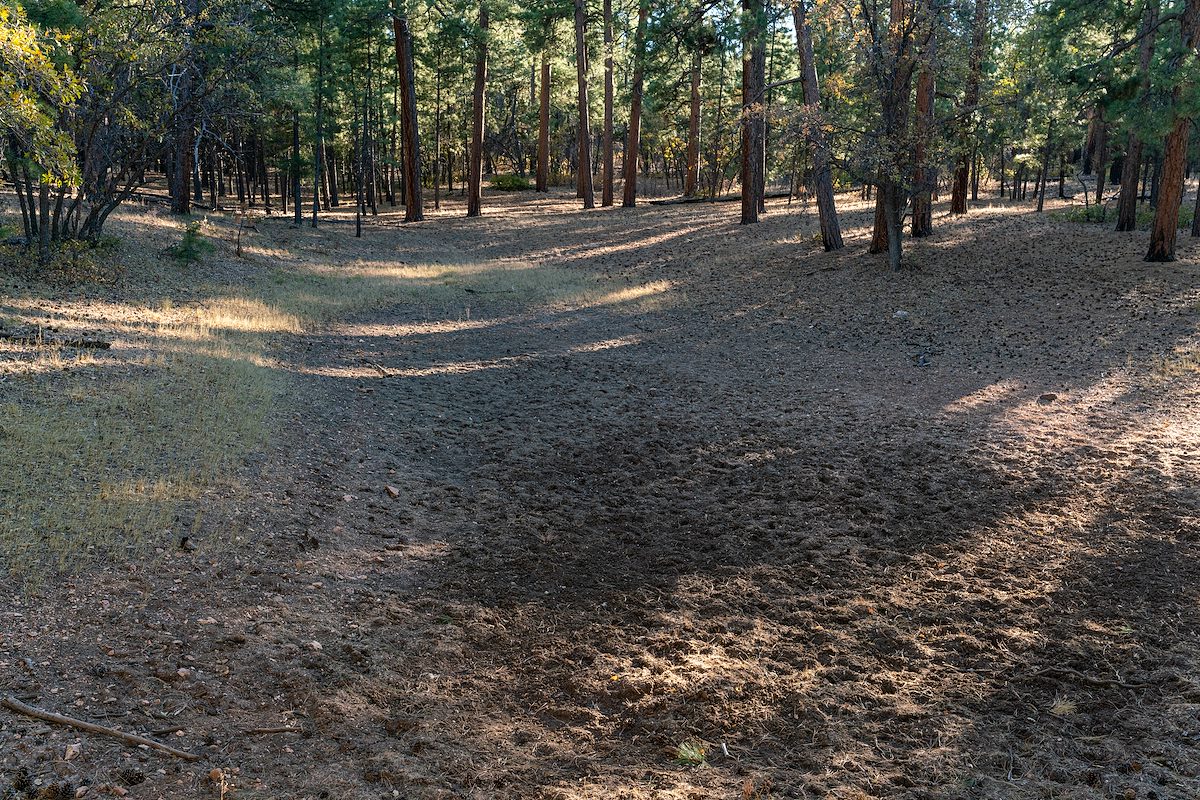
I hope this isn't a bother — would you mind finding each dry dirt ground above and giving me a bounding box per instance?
[3,191,1200,800]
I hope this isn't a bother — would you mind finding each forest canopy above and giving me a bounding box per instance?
[2,0,1199,266]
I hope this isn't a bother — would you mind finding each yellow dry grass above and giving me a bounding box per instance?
[0,206,608,580]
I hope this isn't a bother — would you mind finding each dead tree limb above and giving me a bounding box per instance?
[1,695,202,761]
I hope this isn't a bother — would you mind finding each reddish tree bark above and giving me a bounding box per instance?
[391,6,424,221]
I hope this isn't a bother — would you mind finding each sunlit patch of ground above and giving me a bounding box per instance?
[2,189,1199,799]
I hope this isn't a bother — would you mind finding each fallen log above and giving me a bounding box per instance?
[648,190,793,206]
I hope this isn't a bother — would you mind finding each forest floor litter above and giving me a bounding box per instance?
[1,191,1199,799]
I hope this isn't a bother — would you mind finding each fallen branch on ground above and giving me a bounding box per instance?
[1028,667,1169,691]
[1,695,201,761]
[0,331,112,349]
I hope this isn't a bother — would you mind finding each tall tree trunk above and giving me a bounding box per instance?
[1036,122,1052,212]
[1192,173,1200,237]
[392,6,424,221]
[871,0,915,268]
[311,22,325,228]
[910,0,935,237]
[574,0,595,208]
[602,0,615,205]
[1116,0,1159,231]
[1146,119,1191,260]
[1093,114,1109,208]
[622,0,648,207]
[950,0,987,214]
[869,194,888,253]
[537,55,551,192]
[434,58,443,210]
[1146,0,1200,261]
[37,181,50,266]
[792,0,842,249]
[468,2,489,217]
[709,46,727,200]
[171,0,200,215]
[292,109,302,226]
[740,0,766,224]
[684,49,702,198]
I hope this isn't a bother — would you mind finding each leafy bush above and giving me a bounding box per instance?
[491,174,533,191]
[169,221,214,266]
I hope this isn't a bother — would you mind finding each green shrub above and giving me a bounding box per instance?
[1052,202,1194,230]
[491,174,533,191]
[169,221,213,266]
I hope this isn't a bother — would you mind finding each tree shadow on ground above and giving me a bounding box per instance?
[214,196,1200,797]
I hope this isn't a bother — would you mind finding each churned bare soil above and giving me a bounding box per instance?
[3,190,1200,800]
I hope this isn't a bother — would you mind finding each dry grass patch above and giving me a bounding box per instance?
[0,208,637,580]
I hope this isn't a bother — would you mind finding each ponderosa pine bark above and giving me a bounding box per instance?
[391,5,424,221]
[1116,0,1158,232]
[602,0,615,206]
[950,0,986,214]
[684,49,702,197]
[1146,0,1200,260]
[792,0,842,249]
[574,0,594,208]
[740,0,766,224]
[622,0,648,207]
[467,1,488,217]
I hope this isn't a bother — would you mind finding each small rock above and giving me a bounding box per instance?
[892,310,910,320]
[1038,392,1058,404]
[385,485,400,498]
[308,640,323,651]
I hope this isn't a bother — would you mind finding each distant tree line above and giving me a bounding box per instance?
[2,0,1199,268]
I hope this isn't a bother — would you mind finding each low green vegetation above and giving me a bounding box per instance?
[491,174,533,191]
[1052,202,1195,230]
[169,221,214,266]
